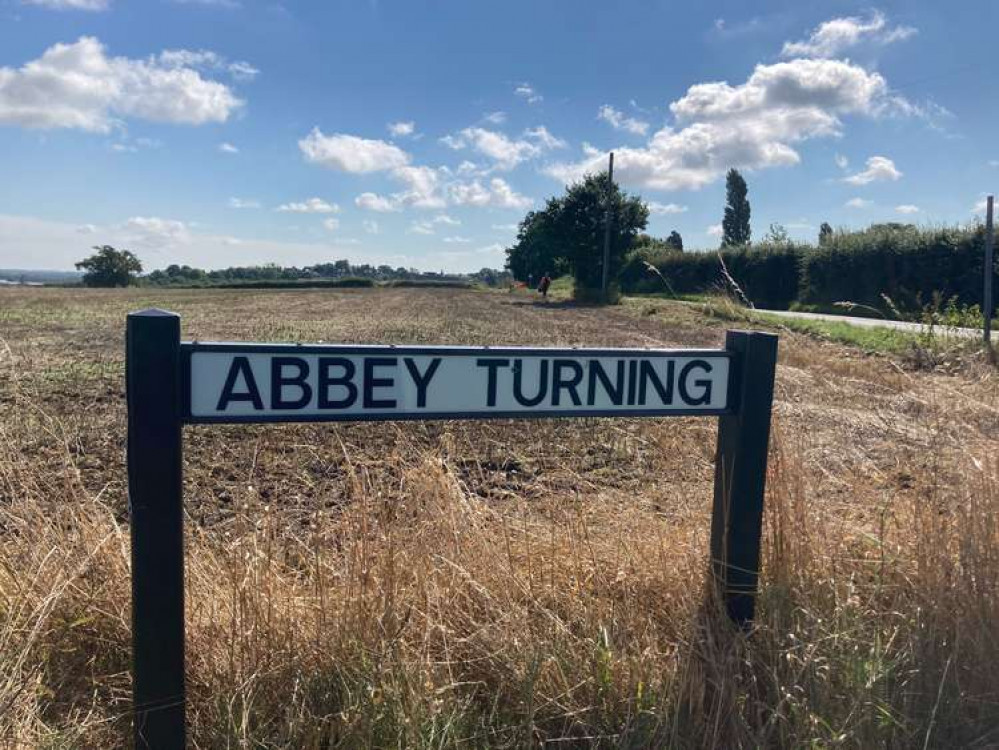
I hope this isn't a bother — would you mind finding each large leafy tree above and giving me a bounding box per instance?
[75,245,142,287]
[505,199,568,283]
[506,172,648,301]
[721,168,751,247]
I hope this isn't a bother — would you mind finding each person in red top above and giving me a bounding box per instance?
[538,273,552,299]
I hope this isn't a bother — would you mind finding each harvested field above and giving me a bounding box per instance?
[1,285,997,748]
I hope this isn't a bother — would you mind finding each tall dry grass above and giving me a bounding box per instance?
[2,392,998,748]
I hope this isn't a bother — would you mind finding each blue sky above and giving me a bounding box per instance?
[0,0,996,272]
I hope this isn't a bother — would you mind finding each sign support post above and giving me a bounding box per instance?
[126,309,186,750]
[710,330,778,626]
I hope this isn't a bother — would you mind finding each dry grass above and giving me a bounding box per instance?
[0,286,997,748]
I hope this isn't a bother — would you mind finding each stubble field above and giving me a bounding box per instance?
[0,285,997,748]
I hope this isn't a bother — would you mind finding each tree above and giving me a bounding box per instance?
[506,172,648,302]
[819,222,833,246]
[667,230,684,252]
[763,223,790,245]
[505,201,568,284]
[721,168,751,247]
[75,245,142,287]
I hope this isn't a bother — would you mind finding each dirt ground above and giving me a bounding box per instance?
[2,286,994,517]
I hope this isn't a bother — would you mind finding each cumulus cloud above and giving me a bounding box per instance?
[895,204,919,214]
[648,202,688,215]
[781,11,916,59]
[442,125,564,170]
[448,178,531,209]
[228,197,260,209]
[546,58,906,192]
[276,197,339,214]
[706,224,723,237]
[355,192,400,213]
[299,128,410,173]
[845,197,872,208]
[387,120,415,137]
[834,153,849,170]
[843,156,901,185]
[515,83,542,104]
[407,214,461,235]
[0,37,244,132]
[598,105,650,136]
[219,142,239,153]
[483,111,507,125]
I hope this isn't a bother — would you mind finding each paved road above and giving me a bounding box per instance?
[753,308,998,341]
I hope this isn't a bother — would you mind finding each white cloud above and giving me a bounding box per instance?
[845,197,872,208]
[546,59,905,192]
[483,111,507,125]
[524,125,567,149]
[391,165,447,208]
[443,125,564,170]
[23,0,108,9]
[219,142,239,153]
[514,83,542,104]
[648,202,688,215]
[157,49,258,81]
[387,120,415,137]
[834,153,849,170]
[355,192,400,212]
[443,236,472,244]
[120,216,191,248]
[432,214,460,226]
[843,156,901,185]
[598,105,650,136]
[276,197,339,214]
[228,197,260,209]
[895,204,920,214]
[322,217,340,231]
[444,127,540,170]
[448,178,531,209]
[299,128,410,173]
[77,223,98,233]
[781,11,916,59]
[408,221,435,235]
[0,37,244,132]
[706,224,723,237]
[362,219,380,234]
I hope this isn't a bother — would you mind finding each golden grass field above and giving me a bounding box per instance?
[1,285,997,748]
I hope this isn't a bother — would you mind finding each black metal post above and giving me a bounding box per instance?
[710,330,778,626]
[126,309,186,749]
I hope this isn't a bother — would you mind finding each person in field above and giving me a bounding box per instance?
[538,273,552,299]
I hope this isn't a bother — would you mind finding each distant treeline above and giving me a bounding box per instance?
[143,260,506,288]
[621,224,999,315]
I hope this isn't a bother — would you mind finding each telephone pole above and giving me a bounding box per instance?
[601,152,615,303]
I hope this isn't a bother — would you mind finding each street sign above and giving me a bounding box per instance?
[126,309,777,750]
[184,344,732,423]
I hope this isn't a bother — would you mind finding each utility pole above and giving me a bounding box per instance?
[986,195,995,358]
[601,152,614,303]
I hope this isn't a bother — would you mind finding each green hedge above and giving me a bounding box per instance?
[622,226,997,314]
[621,244,804,309]
[799,226,989,311]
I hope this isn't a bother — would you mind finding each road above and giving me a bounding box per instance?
[753,308,998,341]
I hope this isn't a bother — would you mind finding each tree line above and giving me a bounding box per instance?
[73,248,509,288]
